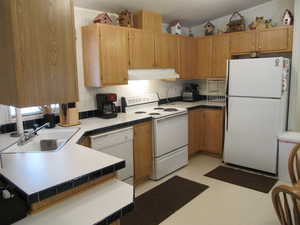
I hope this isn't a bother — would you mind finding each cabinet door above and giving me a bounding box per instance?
[203,109,224,154]
[197,37,213,78]
[257,27,290,52]
[155,33,178,69]
[129,29,155,69]
[213,35,230,78]
[134,10,162,33]
[188,110,199,156]
[288,27,293,51]
[230,31,256,54]
[0,0,78,107]
[189,38,199,78]
[179,37,198,80]
[188,109,205,156]
[178,37,190,79]
[133,122,153,185]
[99,25,129,86]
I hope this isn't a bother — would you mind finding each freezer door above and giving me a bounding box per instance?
[224,97,283,174]
[229,58,284,98]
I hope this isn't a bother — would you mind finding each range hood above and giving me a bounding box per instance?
[128,69,180,80]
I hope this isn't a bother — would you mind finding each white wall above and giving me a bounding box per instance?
[74,7,188,112]
[191,0,295,37]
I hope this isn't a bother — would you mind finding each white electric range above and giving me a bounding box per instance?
[124,93,189,180]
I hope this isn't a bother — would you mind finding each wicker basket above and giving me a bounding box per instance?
[226,12,246,33]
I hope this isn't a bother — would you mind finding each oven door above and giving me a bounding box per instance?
[153,112,188,157]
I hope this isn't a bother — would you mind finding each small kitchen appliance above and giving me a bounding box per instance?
[96,93,118,119]
[182,84,200,102]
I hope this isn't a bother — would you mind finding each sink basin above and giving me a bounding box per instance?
[1,128,79,154]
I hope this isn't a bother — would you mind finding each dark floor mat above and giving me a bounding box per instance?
[121,176,209,225]
[205,166,277,193]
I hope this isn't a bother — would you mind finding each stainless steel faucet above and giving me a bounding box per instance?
[0,122,50,168]
[17,122,50,146]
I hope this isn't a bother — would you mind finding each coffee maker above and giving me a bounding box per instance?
[182,84,200,102]
[96,93,118,119]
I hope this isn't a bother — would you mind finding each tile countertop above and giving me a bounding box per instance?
[162,100,226,109]
[14,179,134,225]
[0,112,151,197]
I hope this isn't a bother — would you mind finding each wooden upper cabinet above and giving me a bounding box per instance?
[288,27,294,51]
[197,36,213,78]
[129,29,155,69]
[178,37,190,79]
[99,25,129,86]
[212,35,230,78]
[82,24,129,87]
[257,26,292,53]
[155,33,179,69]
[133,10,162,33]
[178,37,197,80]
[133,121,153,185]
[189,38,199,79]
[0,0,78,107]
[230,31,256,54]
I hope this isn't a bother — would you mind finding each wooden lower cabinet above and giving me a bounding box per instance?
[188,109,205,155]
[133,121,153,185]
[188,108,224,156]
[204,109,224,154]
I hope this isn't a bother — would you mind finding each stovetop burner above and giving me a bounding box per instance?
[154,107,164,110]
[135,111,146,114]
[149,113,161,116]
[164,108,179,112]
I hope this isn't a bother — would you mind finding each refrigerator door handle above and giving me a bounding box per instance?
[225,59,230,131]
[226,97,229,131]
[225,59,230,96]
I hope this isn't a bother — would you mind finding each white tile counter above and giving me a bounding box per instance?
[0,112,151,196]
[14,179,133,225]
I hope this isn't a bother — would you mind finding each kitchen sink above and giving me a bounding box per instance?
[1,128,79,154]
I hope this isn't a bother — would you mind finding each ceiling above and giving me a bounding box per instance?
[74,0,271,26]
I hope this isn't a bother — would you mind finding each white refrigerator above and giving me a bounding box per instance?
[224,57,290,174]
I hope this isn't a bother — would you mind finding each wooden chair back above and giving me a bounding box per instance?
[272,185,300,225]
[288,143,300,185]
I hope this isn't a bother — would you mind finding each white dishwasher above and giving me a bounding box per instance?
[90,127,134,184]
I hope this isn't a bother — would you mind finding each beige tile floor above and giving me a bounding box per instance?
[135,154,286,225]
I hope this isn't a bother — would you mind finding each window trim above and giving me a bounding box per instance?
[8,105,59,122]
